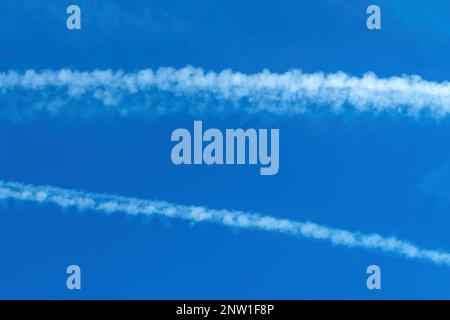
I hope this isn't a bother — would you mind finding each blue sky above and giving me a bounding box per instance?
[1,0,450,299]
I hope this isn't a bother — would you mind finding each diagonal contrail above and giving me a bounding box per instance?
[0,180,449,266]
[1,66,450,117]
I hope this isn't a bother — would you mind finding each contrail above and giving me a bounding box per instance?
[1,66,450,117]
[1,180,449,266]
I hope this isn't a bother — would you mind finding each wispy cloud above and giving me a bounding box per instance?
[1,180,449,266]
[1,66,450,118]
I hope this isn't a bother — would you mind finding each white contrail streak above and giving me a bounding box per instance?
[0,180,449,266]
[1,66,450,117]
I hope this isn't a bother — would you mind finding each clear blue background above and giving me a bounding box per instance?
[1,0,450,299]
